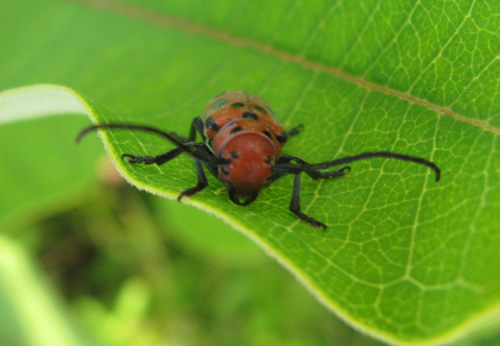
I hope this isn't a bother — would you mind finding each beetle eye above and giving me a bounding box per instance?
[265,156,272,163]
[221,166,229,174]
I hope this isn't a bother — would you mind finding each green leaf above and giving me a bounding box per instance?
[1,0,498,344]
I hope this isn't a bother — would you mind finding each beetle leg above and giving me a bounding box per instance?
[289,174,327,229]
[307,166,351,180]
[168,117,206,144]
[191,117,206,141]
[122,142,216,167]
[286,124,304,137]
[276,155,350,180]
[122,142,200,165]
[277,124,304,144]
[122,147,184,165]
[177,159,208,201]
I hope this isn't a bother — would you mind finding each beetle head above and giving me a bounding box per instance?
[218,131,277,205]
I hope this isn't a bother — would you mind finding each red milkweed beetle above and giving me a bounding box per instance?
[77,91,441,229]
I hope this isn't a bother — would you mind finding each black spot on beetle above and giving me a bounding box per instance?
[208,98,229,112]
[242,112,258,120]
[206,117,219,130]
[254,105,268,114]
[221,166,229,174]
[231,151,239,158]
[263,130,272,138]
[231,126,243,134]
[231,102,245,108]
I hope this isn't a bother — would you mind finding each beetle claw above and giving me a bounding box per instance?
[122,154,155,164]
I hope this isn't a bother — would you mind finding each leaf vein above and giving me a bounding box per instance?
[77,0,499,134]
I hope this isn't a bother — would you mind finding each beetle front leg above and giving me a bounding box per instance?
[289,173,327,229]
[122,142,213,166]
[122,147,184,165]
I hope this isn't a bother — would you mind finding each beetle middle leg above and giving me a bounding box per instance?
[272,155,350,229]
[177,159,209,201]
[289,173,327,229]
[169,117,206,143]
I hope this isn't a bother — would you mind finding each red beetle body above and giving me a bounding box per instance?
[77,91,441,229]
[203,92,287,202]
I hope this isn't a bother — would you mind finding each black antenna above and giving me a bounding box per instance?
[76,124,228,165]
[276,151,440,182]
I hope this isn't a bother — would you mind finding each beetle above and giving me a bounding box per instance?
[77,91,441,229]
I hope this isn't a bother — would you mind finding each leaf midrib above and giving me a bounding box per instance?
[77,0,499,135]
